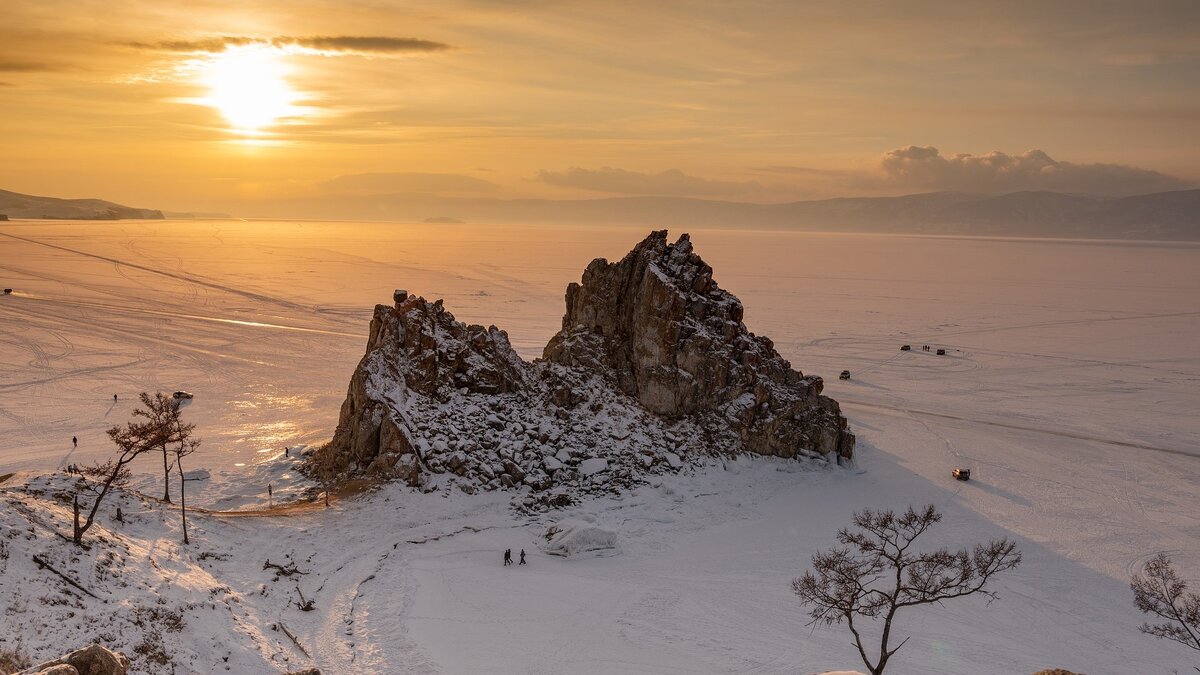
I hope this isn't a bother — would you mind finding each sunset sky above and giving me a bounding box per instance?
[2,0,1198,214]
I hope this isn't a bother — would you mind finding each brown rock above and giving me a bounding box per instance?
[20,644,130,675]
[543,230,853,461]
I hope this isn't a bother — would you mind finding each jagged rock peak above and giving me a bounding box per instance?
[545,230,853,459]
[323,231,854,505]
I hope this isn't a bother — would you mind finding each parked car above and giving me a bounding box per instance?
[839,370,851,380]
[172,391,194,400]
[900,344,911,351]
[936,348,946,355]
[953,467,970,481]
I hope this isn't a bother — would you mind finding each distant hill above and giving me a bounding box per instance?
[0,188,163,220]
[6,185,1199,239]
[241,188,1200,240]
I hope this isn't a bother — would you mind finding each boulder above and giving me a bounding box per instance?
[578,458,609,476]
[540,521,618,557]
[20,644,130,675]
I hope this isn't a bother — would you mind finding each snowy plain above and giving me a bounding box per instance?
[0,220,1198,674]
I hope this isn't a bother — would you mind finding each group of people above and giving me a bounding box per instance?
[503,548,527,566]
[65,463,82,474]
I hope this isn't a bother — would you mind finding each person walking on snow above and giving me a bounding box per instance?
[72,436,77,448]
[519,549,527,565]
[503,549,512,566]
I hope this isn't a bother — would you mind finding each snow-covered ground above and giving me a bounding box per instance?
[1,220,1198,673]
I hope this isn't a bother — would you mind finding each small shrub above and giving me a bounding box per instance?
[0,644,32,674]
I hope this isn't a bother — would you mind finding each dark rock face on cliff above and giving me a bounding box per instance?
[324,232,854,502]
[545,230,853,459]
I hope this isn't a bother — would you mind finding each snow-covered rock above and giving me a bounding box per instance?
[322,230,854,507]
[539,520,619,557]
[578,458,609,476]
[19,644,131,675]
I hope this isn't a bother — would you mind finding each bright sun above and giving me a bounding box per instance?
[200,46,299,133]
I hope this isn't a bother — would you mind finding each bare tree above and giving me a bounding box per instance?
[1131,553,1200,667]
[72,422,153,545]
[174,438,200,545]
[131,392,193,504]
[792,504,1022,675]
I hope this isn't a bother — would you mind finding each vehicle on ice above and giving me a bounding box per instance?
[936,348,947,355]
[953,467,970,481]
[900,344,911,351]
[839,370,851,380]
[3,288,11,295]
[172,391,194,400]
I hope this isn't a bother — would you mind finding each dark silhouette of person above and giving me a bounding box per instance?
[72,436,77,448]
[519,549,527,565]
[503,548,512,566]
[113,394,118,402]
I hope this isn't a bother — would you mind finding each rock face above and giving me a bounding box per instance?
[324,231,853,504]
[19,644,130,675]
[545,230,853,459]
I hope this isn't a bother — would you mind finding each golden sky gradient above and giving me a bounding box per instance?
[1,0,1198,214]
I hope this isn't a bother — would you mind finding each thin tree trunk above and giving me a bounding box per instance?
[74,471,119,545]
[162,446,172,503]
[177,455,189,545]
[72,495,81,544]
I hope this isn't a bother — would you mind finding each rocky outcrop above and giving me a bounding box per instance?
[544,230,853,459]
[323,231,854,505]
[18,644,130,675]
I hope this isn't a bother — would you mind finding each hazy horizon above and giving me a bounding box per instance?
[2,1,1199,217]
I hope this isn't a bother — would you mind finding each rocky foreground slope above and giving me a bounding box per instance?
[323,231,853,503]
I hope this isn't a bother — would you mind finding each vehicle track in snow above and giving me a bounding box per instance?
[7,291,364,339]
[0,230,317,315]
[841,398,1199,459]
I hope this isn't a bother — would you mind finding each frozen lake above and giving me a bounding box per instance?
[1,220,1198,672]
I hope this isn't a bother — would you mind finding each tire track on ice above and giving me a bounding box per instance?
[5,292,363,339]
[842,399,1198,459]
[0,230,356,325]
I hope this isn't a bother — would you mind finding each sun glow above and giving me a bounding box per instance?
[199,46,300,133]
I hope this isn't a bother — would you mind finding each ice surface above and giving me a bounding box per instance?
[1,220,1198,673]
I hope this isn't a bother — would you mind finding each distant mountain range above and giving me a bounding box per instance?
[4,186,1199,240]
[247,188,1200,240]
